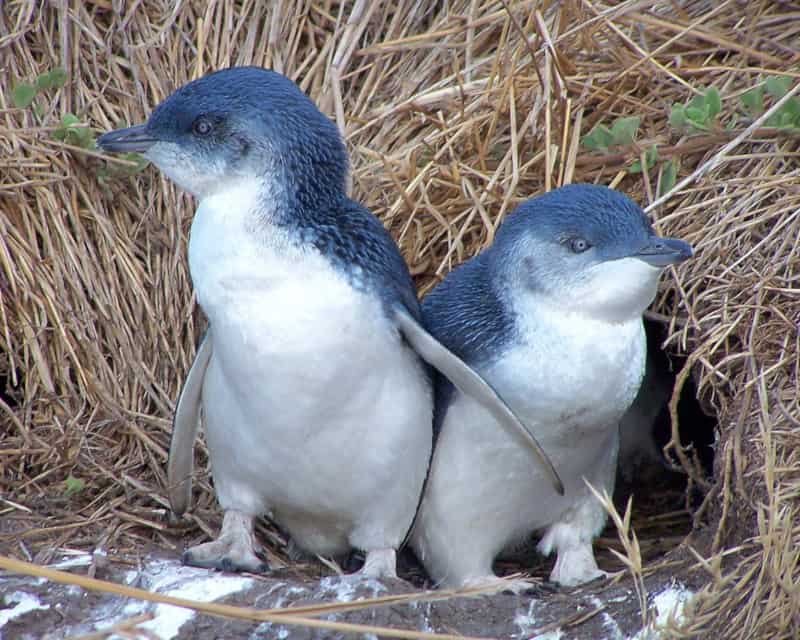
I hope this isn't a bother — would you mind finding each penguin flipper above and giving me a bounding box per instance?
[168,330,213,515]
[393,306,565,496]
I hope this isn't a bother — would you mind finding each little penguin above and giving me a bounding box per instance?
[410,184,693,589]
[96,67,562,579]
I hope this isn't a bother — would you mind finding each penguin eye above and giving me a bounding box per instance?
[568,237,591,253]
[193,117,214,136]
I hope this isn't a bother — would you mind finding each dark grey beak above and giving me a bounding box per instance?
[97,124,157,153]
[633,237,693,267]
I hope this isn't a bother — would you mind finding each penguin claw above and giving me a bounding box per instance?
[182,545,269,573]
[181,509,268,573]
[354,548,397,580]
[461,575,540,596]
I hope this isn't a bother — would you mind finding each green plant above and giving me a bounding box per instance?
[581,116,641,150]
[668,86,721,132]
[658,158,678,196]
[53,113,95,149]
[12,67,149,179]
[740,76,800,129]
[581,116,675,185]
[64,475,86,497]
[12,67,68,108]
[628,145,659,174]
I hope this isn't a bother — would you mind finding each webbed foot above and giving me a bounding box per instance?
[356,548,397,580]
[549,544,607,587]
[460,575,541,596]
[182,509,269,573]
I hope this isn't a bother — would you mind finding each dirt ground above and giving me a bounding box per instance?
[0,547,702,640]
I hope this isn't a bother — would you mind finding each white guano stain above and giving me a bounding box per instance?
[134,561,255,639]
[0,591,50,628]
[629,584,694,640]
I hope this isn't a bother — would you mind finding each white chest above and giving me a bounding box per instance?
[489,305,646,437]
[185,184,433,539]
[187,182,369,349]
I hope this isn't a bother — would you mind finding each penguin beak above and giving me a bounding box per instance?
[632,237,694,267]
[97,124,157,153]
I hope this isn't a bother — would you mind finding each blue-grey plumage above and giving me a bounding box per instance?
[411,184,693,589]
[97,67,561,579]
[98,67,433,578]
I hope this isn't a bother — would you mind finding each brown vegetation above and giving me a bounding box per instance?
[1,2,798,638]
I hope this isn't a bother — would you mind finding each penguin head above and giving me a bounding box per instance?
[490,184,693,322]
[97,67,348,207]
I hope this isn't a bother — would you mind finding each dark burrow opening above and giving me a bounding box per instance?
[0,370,21,411]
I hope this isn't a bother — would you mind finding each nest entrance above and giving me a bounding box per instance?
[641,317,716,485]
[600,316,718,577]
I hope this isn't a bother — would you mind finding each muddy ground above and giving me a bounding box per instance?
[0,460,707,639]
[0,542,703,640]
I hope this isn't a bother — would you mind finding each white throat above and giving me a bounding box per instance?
[546,257,663,324]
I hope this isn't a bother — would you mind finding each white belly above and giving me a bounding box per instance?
[413,307,645,583]
[188,188,432,555]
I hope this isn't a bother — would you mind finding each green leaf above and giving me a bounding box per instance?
[685,106,705,122]
[685,106,710,129]
[659,159,678,196]
[669,105,688,129]
[12,83,37,108]
[54,114,95,149]
[48,67,68,89]
[64,475,86,496]
[610,116,641,145]
[61,112,80,127]
[122,152,149,173]
[781,97,800,118]
[705,87,721,120]
[765,76,792,99]
[688,93,707,111]
[740,86,764,116]
[35,72,53,91]
[628,146,659,174]
[581,134,599,150]
[63,127,94,149]
[582,123,615,150]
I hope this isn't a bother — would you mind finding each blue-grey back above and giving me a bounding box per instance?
[422,251,515,431]
[296,195,422,322]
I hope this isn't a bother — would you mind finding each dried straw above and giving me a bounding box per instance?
[1,2,799,638]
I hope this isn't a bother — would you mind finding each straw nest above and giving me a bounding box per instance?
[1,2,798,638]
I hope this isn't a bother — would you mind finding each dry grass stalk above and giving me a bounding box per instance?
[67,613,157,640]
[1,2,799,638]
[587,483,649,628]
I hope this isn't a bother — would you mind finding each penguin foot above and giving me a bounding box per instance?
[460,575,540,596]
[182,509,269,574]
[549,544,606,587]
[356,548,397,579]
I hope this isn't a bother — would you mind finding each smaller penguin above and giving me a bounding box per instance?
[411,184,693,588]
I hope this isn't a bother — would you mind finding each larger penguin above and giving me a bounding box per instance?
[97,67,561,578]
